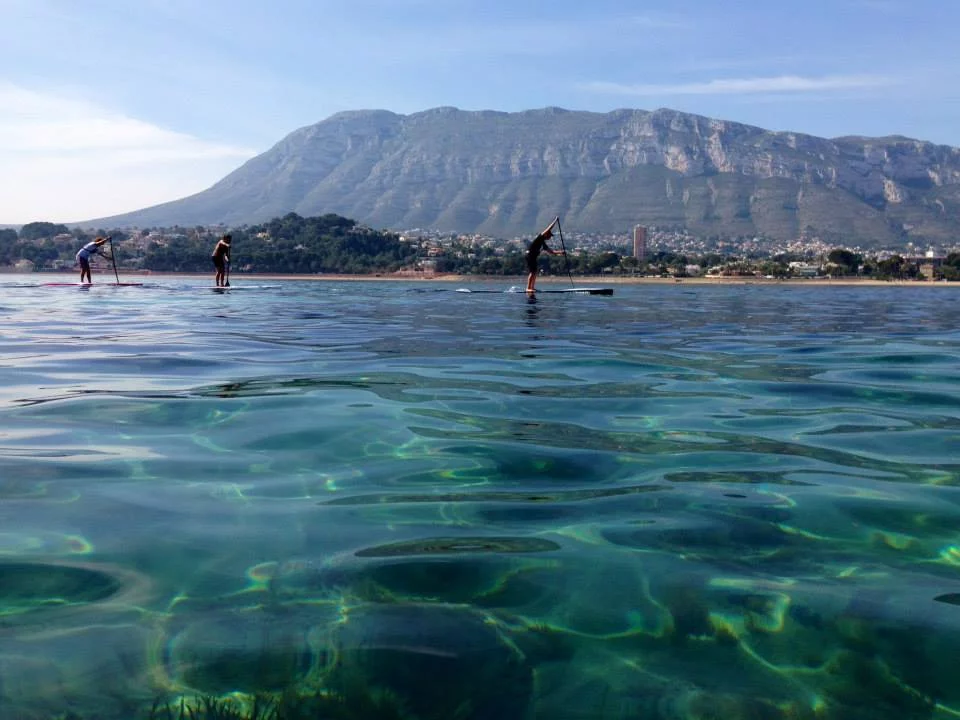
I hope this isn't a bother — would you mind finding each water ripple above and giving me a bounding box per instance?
[1,279,959,718]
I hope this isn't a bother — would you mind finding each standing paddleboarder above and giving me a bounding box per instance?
[75,237,110,284]
[211,234,232,287]
[525,217,565,294]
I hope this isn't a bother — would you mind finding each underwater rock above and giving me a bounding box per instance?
[533,657,816,720]
[271,549,561,609]
[0,559,146,624]
[0,624,153,720]
[329,603,533,720]
[162,605,331,695]
[355,535,561,557]
[815,649,935,720]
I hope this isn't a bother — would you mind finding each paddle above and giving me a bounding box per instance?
[555,217,575,288]
[107,236,120,285]
[225,258,231,288]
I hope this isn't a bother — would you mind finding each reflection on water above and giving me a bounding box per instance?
[0,278,958,718]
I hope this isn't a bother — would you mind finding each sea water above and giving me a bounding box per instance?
[0,276,959,719]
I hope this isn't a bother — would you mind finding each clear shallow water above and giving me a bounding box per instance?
[1,275,959,719]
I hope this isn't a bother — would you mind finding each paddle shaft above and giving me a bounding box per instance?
[108,237,120,284]
[555,218,575,287]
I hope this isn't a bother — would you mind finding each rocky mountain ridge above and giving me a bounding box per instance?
[87,107,960,247]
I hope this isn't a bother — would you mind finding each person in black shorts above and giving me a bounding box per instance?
[525,218,564,293]
[211,234,232,287]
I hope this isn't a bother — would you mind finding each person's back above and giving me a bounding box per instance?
[76,240,100,260]
[212,236,231,261]
[76,237,108,283]
[528,232,549,258]
[211,234,232,286]
[525,218,562,293]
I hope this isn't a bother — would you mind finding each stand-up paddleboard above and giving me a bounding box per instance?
[188,284,281,291]
[539,287,613,295]
[454,285,529,294]
[455,286,613,295]
[40,282,146,287]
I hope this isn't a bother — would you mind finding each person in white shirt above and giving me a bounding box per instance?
[75,237,110,284]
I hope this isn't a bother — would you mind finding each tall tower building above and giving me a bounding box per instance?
[633,225,647,263]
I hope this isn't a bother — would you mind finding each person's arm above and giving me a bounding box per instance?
[539,217,559,237]
[537,217,562,253]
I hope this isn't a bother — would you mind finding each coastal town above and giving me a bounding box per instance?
[2,219,959,281]
[402,223,959,280]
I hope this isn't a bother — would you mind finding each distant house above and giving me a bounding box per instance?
[788,262,820,278]
[905,251,943,281]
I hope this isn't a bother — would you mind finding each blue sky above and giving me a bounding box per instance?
[2,0,958,224]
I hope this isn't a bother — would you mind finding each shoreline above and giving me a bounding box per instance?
[12,270,955,287]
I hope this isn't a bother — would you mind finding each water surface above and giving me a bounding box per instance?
[1,276,958,719]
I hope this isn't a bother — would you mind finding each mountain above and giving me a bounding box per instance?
[85,107,960,247]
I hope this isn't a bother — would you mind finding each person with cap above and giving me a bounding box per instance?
[75,237,110,284]
[525,217,564,293]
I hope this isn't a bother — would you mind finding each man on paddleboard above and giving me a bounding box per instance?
[525,217,565,293]
[211,234,232,287]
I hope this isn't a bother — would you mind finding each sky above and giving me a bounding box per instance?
[2,0,959,225]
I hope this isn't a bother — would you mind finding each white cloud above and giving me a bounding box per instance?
[580,74,895,97]
[0,82,257,224]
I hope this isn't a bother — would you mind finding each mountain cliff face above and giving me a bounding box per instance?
[91,107,960,246]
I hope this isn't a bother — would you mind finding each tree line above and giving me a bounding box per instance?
[2,215,958,280]
[0,215,420,274]
[140,213,418,274]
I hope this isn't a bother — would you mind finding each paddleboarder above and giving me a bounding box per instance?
[75,237,110,284]
[211,234,232,287]
[525,217,565,293]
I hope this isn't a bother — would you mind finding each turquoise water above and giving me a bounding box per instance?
[1,276,959,719]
